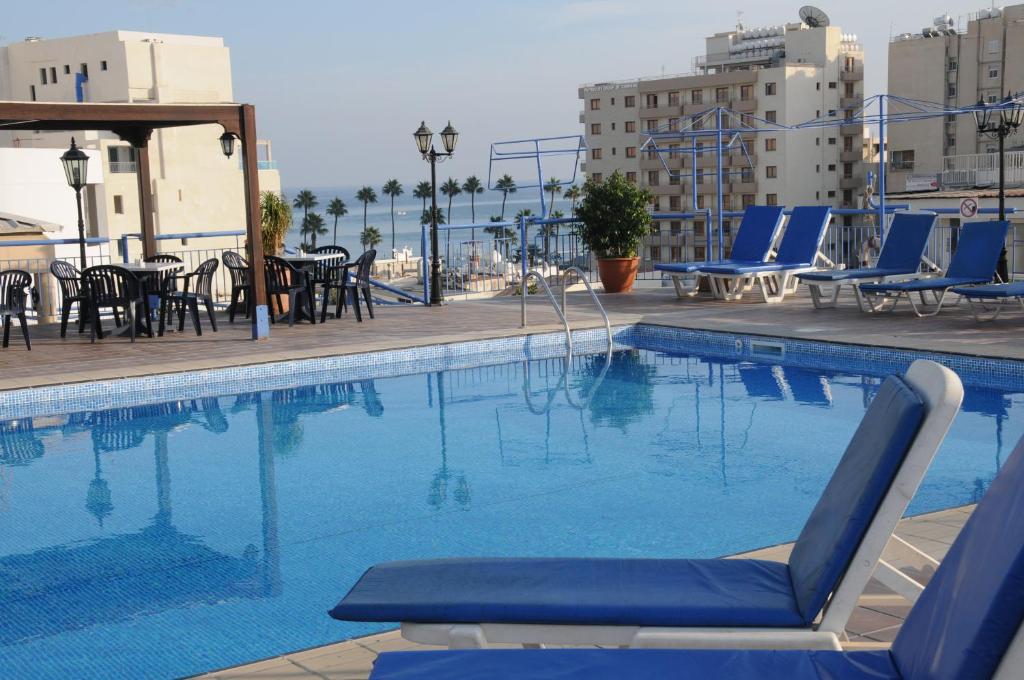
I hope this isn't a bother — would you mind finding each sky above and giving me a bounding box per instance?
[0,0,1001,190]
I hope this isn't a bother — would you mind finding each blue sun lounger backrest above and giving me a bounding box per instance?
[774,206,832,266]
[876,212,937,271]
[891,435,1024,680]
[729,206,785,261]
[787,375,924,624]
[946,220,1010,280]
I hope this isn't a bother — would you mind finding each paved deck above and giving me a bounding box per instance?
[2,286,1023,391]
[200,506,971,679]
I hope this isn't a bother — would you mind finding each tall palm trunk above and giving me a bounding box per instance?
[333,215,339,245]
[501,192,508,219]
[446,195,454,264]
[390,195,396,251]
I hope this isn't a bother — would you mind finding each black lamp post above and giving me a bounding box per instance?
[974,92,1024,280]
[60,137,90,270]
[414,121,459,305]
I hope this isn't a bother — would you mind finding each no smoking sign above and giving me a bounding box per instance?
[960,196,980,218]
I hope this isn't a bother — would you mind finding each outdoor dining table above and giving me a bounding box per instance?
[277,252,341,323]
[117,261,184,336]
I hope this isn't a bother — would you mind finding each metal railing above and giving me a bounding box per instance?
[942,150,1024,188]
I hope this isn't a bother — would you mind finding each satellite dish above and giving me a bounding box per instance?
[799,5,831,28]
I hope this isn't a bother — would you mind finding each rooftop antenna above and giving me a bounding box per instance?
[736,10,744,31]
[799,5,831,28]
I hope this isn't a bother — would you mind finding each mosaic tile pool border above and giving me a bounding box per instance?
[3,322,1024,421]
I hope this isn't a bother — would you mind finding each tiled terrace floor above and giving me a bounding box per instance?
[201,506,971,679]
[3,286,1023,391]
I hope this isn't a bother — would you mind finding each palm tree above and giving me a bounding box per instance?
[326,198,348,246]
[360,225,383,250]
[292,189,318,245]
[420,207,446,226]
[413,181,432,213]
[543,177,562,217]
[462,176,484,240]
[381,179,403,252]
[563,184,582,216]
[301,212,328,250]
[355,186,377,229]
[495,174,516,219]
[514,208,534,264]
[541,210,564,262]
[440,178,461,263]
[260,191,292,256]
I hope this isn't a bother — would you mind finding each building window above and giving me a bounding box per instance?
[844,82,855,97]
[29,85,36,101]
[669,173,680,186]
[647,170,660,186]
[626,171,637,183]
[611,122,616,131]
[742,194,755,208]
[948,58,958,71]
[987,40,1000,54]
[625,146,636,158]
[740,84,753,101]
[669,196,681,210]
[741,167,754,183]
[694,220,705,236]
[989,66,1000,79]
[668,118,680,132]
[611,146,616,155]
[691,89,703,104]
[49,67,57,83]
[947,135,956,147]
[650,246,662,261]
[827,190,836,198]
[816,82,821,90]
[101,60,108,71]
[646,94,659,108]
[891,150,915,171]
[815,137,820,146]
[827,137,836,145]
[611,97,615,105]
[668,144,679,159]
[668,91,680,106]
[715,87,729,103]
[692,116,703,130]
[590,123,601,135]
[591,173,603,183]
[80,63,89,78]
[764,138,777,152]
[766,165,778,178]
[625,120,636,133]
[697,195,706,209]
[843,189,853,204]
[695,245,706,259]
[765,110,777,123]
[624,95,635,108]
[843,162,853,178]
[827,163,836,171]
[113,195,124,214]
[764,82,777,96]
[844,136,854,152]
[828,81,837,89]
[39,68,47,85]
[671,245,682,260]
[948,84,957,97]
[591,148,602,160]
[590,98,600,110]
[63,64,71,74]
[696,170,704,185]
[766,193,778,206]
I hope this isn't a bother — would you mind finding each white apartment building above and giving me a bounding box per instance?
[887,5,1024,193]
[579,17,865,266]
[0,30,281,261]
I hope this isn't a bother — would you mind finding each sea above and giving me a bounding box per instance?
[283,185,552,257]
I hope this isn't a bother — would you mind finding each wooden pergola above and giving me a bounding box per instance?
[0,101,269,339]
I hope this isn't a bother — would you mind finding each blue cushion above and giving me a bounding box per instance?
[699,262,801,275]
[730,205,786,261]
[945,221,1009,280]
[775,206,832,265]
[369,649,901,680]
[788,376,924,622]
[859,277,989,294]
[655,259,752,274]
[330,557,805,627]
[950,281,1024,299]
[797,268,916,283]
[876,213,936,271]
[891,436,1024,680]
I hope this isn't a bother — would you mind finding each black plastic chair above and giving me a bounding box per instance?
[50,259,89,338]
[322,249,377,322]
[159,258,219,336]
[222,251,252,323]
[143,254,183,319]
[265,255,315,326]
[82,265,152,343]
[0,269,32,350]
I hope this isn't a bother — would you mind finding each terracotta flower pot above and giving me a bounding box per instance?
[596,257,638,293]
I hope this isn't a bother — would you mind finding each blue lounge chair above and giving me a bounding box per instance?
[797,211,938,311]
[654,205,785,298]
[329,361,962,651]
[949,281,1024,322]
[696,206,833,303]
[368,432,1024,678]
[859,221,1010,317]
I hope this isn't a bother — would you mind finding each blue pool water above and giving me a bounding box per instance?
[1,342,1022,678]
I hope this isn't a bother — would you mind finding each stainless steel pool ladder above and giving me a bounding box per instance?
[520,266,612,354]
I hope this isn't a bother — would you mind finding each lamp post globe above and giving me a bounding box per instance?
[973,98,991,131]
[440,121,459,154]
[61,137,90,270]
[219,132,237,158]
[414,122,433,156]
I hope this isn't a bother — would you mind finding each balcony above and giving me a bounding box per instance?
[108,161,137,173]
[640,104,683,119]
[579,111,585,124]
[731,180,758,194]
[942,150,1024,188]
[639,157,663,170]
[839,122,863,136]
[840,96,862,109]
[682,102,709,116]
[839,176,862,190]
[840,67,864,82]
[840,150,861,162]
[733,97,757,113]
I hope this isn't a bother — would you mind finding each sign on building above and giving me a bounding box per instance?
[959,196,980,218]
[905,174,939,192]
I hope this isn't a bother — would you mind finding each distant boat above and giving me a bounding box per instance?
[397,210,408,216]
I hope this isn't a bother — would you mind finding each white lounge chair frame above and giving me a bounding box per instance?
[705,249,834,305]
[861,286,966,317]
[807,272,936,312]
[962,293,1024,322]
[400,360,963,651]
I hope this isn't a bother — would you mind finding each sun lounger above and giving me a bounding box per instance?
[368,426,1024,679]
[797,211,938,311]
[782,367,832,407]
[949,281,1024,322]
[738,364,786,400]
[696,206,833,303]
[859,221,1010,317]
[329,360,962,651]
[654,205,785,298]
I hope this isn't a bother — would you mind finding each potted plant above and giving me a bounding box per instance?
[575,171,653,293]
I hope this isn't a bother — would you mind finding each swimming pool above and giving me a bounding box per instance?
[1,326,1022,678]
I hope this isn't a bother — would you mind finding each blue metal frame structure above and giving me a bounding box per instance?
[488,135,586,218]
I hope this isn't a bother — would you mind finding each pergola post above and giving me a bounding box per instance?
[135,137,157,259]
[240,104,269,339]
